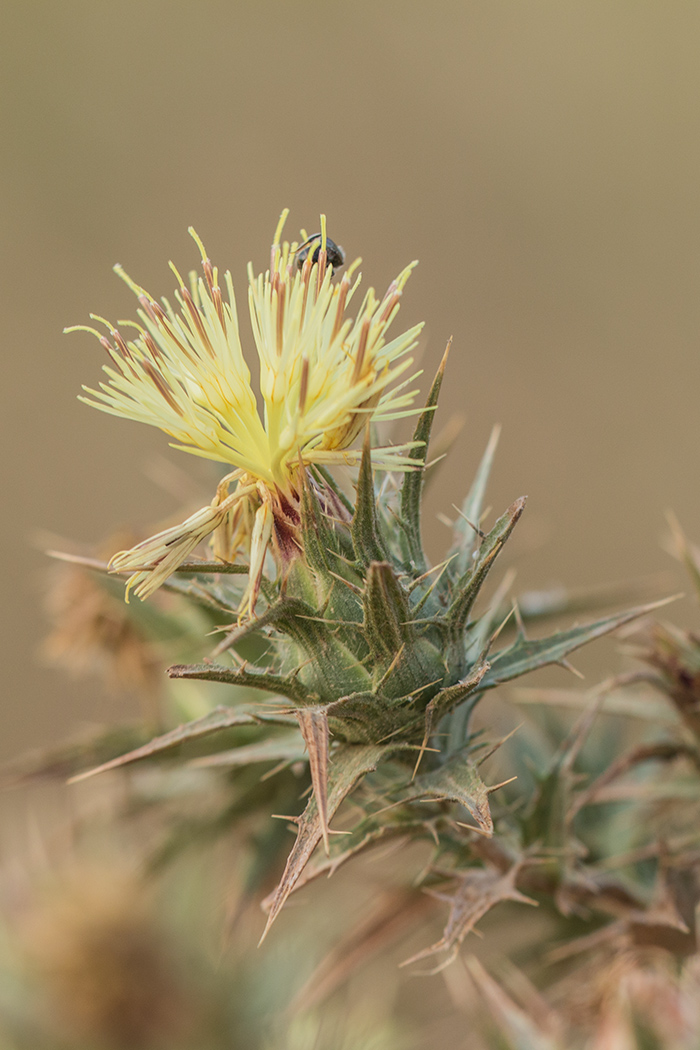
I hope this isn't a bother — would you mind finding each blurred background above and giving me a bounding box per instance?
[2,1,700,756]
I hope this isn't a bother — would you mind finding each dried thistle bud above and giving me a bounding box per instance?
[20,868,199,1049]
[43,542,162,703]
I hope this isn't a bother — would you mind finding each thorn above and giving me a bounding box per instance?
[375,643,406,691]
[327,570,362,595]
[436,513,454,528]
[454,821,493,837]
[486,776,518,794]
[485,605,516,652]
[512,599,526,638]
[411,744,428,782]
[260,760,294,782]
[325,547,357,567]
[257,917,274,947]
[211,628,240,658]
[270,813,300,824]
[451,506,486,540]
[45,550,110,571]
[477,723,523,766]
[397,677,443,703]
[407,554,457,593]
[558,658,585,680]
[227,647,246,668]
[424,452,448,471]
[412,696,439,780]
[441,336,453,366]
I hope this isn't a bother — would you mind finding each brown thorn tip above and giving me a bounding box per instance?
[486,776,517,794]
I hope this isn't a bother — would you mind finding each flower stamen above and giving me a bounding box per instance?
[352,318,370,384]
[71,212,425,612]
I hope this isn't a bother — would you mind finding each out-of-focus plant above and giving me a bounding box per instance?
[0,857,406,1050]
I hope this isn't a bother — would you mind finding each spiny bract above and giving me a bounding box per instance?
[69,349,655,947]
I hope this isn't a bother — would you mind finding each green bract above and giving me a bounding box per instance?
[71,348,656,950]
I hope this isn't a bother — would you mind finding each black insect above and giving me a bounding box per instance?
[294,233,345,272]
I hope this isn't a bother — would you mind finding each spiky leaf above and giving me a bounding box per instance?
[167,661,319,706]
[69,705,295,782]
[481,599,674,690]
[189,730,307,769]
[260,742,399,939]
[402,752,494,835]
[449,425,501,577]
[351,433,389,568]
[399,346,448,572]
[446,497,526,653]
[401,863,535,970]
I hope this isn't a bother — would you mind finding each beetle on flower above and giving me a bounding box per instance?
[68,212,424,614]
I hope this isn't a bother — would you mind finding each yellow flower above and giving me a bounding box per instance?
[68,212,424,612]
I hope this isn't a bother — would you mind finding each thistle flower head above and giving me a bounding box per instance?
[68,212,424,608]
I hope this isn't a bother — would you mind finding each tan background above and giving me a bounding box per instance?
[2,1,700,758]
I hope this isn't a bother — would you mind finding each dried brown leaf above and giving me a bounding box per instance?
[260,742,393,941]
[296,708,331,853]
[401,863,536,972]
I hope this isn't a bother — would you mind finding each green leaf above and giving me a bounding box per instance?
[351,433,389,569]
[325,690,415,744]
[167,661,319,705]
[273,598,373,702]
[294,473,366,656]
[481,599,674,690]
[298,470,337,587]
[399,346,448,573]
[363,561,413,665]
[68,705,295,782]
[363,562,446,700]
[449,425,501,578]
[404,751,494,835]
[409,663,490,763]
[421,662,490,723]
[189,728,307,770]
[446,498,526,653]
[520,698,603,865]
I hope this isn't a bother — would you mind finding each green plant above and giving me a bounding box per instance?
[50,216,662,974]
